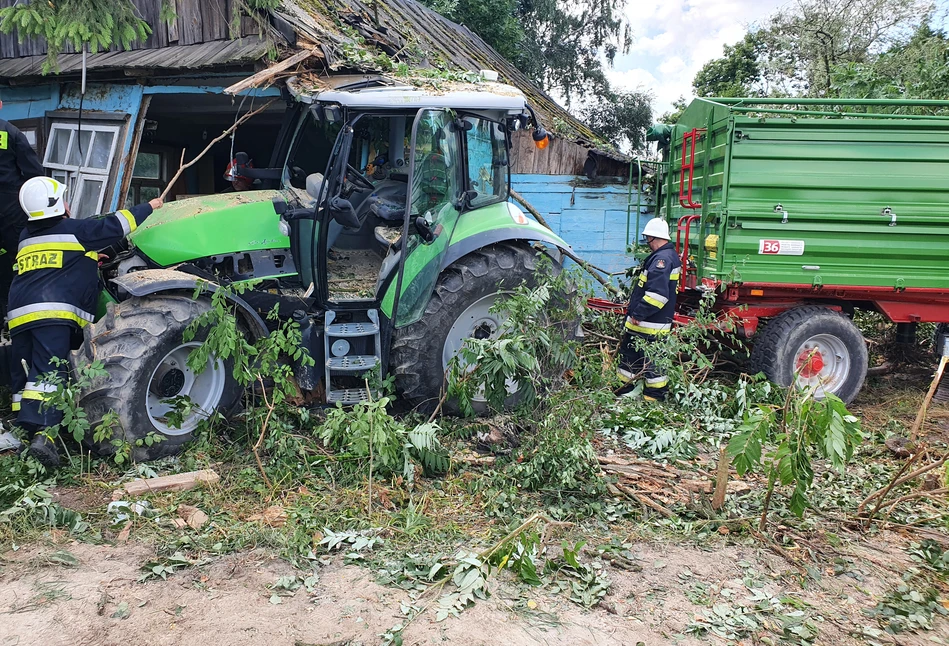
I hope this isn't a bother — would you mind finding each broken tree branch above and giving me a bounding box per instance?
[509,189,622,297]
[712,444,729,511]
[224,48,321,95]
[910,355,948,442]
[160,99,276,201]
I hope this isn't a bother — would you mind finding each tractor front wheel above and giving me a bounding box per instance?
[74,294,244,460]
[749,305,868,403]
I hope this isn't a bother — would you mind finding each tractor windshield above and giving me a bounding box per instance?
[462,116,509,208]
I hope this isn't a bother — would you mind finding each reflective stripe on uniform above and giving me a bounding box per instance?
[116,210,137,236]
[645,376,669,388]
[18,234,84,254]
[642,291,668,308]
[625,319,672,335]
[11,393,21,411]
[23,381,56,402]
[7,302,95,329]
[669,269,681,280]
[637,271,647,287]
[617,367,636,382]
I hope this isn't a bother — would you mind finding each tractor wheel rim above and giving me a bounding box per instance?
[146,342,226,436]
[793,333,850,398]
[442,292,517,400]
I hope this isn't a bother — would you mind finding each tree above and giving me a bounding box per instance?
[582,89,652,152]
[692,0,933,98]
[420,0,632,106]
[831,21,949,103]
[692,32,765,98]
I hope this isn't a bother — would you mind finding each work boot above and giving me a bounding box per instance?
[28,433,60,469]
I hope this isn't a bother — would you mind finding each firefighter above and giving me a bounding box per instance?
[0,97,46,319]
[615,217,681,401]
[8,176,163,467]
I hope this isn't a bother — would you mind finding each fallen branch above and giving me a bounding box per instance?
[224,48,321,95]
[712,444,729,511]
[611,482,674,518]
[910,355,949,442]
[866,362,894,378]
[879,487,949,513]
[858,450,949,519]
[160,100,276,200]
[509,189,622,297]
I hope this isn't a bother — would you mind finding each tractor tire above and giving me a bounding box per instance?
[74,294,244,461]
[749,305,868,404]
[391,242,564,414]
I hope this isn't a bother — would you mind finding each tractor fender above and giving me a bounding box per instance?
[440,226,566,271]
[110,268,269,339]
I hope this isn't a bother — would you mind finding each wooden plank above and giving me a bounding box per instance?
[117,95,152,210]
[167,0,180,42]
[241,15,260,36]
[178,0,204,45]
[119,469,220,496]
[202,0,228,42]
[223,47,320,95]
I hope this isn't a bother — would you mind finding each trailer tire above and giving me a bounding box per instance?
[74,295,245,461]
[749,305,867,404]
[391,242,567,414]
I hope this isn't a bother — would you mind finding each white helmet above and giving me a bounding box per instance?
[642,217,671,241]
[19,176,66,221]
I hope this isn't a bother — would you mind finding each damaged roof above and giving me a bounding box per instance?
[0,0,619,159]
[275,0,619,157]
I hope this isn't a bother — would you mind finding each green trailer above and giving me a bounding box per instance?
[654,97,949,402]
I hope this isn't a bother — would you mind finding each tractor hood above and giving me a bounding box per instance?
[129,191,291,267]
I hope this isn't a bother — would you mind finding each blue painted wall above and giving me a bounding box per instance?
[1,80,280,212]
[511,173,652,290]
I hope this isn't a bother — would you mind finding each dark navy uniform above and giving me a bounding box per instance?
[0,119,45,316]
[8,203,153,430]
[617,241,681,400]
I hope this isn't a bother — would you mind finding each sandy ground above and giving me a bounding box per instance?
[1,533,947,646]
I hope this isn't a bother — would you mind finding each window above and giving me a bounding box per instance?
[127,151,165,206]
[410,111,461,219]
[43,122,120,218]
[463,117,508,208]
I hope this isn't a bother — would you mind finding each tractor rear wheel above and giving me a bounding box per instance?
[74,294,244,461]
[391,242,562,414]
[749,305,867,403]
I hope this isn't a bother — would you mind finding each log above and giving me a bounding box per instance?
[712,444,728,510]
[120,469,220,496]
[224,47,321,95]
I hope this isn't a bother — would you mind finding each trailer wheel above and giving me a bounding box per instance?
[749,305,867,403]
[74,295,244,461]
[391,242,566,414]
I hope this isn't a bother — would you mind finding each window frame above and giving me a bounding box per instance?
[43,121,122,218]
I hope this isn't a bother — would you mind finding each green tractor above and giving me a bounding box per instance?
[74,77,570,460]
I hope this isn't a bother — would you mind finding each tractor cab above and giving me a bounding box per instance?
[274,80,531,402]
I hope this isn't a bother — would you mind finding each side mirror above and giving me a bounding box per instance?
[329,196,360,228]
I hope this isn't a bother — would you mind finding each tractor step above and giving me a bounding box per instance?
[326,355,379,371]
[325,321,380,337]
[327,388,372,404]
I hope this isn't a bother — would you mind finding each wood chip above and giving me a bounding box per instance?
[177,505,209,530]
[119,469,219,496]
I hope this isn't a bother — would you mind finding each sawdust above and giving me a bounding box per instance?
[0,535,945,646]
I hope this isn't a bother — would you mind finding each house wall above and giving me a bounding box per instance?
[1,80,280,212]
[511,173,653,289]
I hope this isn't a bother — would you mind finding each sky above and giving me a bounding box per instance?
[606,0,789,115]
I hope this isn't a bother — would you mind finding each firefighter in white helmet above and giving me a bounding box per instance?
[615,217,682,401]
[6,176,162,467]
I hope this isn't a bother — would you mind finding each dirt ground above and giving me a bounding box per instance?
[2,533,946,646]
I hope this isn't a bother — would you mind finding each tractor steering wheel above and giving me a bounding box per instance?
[346,164,376,191]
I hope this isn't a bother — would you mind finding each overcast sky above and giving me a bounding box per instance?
[606,0,789,115]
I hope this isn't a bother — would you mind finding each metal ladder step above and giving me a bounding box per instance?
[327,388,372,404]
[326,355,379,372]
[325,321,380,338]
